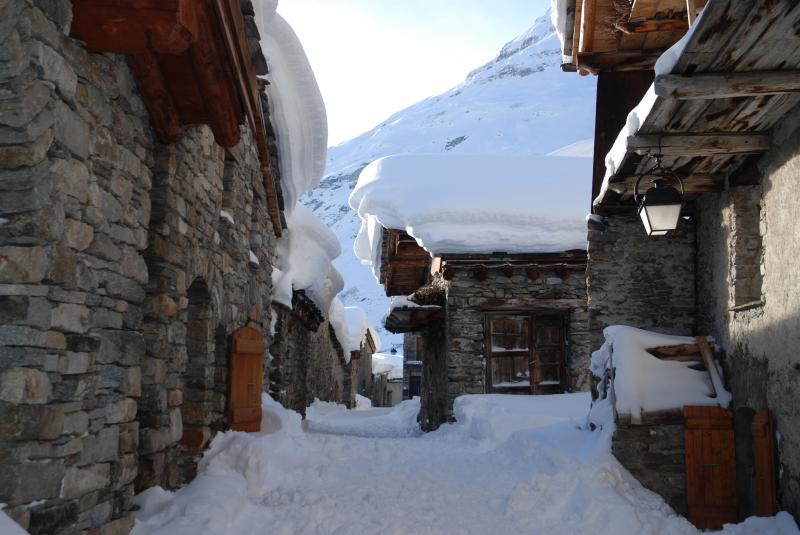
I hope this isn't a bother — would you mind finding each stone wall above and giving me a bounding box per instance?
[269,293,350,414]
[612,414,687,516]
[0,2,278,533]
[442,263,590,419]
[695,104,800,520]
[137,123,276,489]
[587,214,696,350]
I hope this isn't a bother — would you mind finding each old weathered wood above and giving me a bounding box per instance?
[127,52,184,144]
[685,0,697,25]
[684,406,737,529]
[229,326,264,432]
[617,18,688,34]
[696,336,727,402]
[752,410,778,517]
[607,173,723,195]
[579,0,596,55]
[655,71,800,100]
[628,134,770,156]
[647,343,700,356]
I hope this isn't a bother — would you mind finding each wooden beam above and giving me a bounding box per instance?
[655,71,800,100]
[686,0,697,26]
[127,51,183,144]
[628,134,770,156]
[579,0,596,55]
[607,173,724,194]
[616,18,689,34]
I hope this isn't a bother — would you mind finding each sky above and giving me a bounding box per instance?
[277,0,552,146]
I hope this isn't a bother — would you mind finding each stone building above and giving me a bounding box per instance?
[348,154,594,431]
[556,0,800,525]
[0,1,337,533]
[385,252,590,430]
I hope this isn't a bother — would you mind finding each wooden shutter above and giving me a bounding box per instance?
[684,406,737,529]
[530,315,566,394]
[229,326,264,432]
[752,410,778,517]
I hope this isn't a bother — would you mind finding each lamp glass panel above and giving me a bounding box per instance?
[642,203,682,234]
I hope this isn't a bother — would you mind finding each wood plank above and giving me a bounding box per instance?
[656,71,800,100]
[579,0,596,55]
[617,18,688,34]
[127,51,184,144]
[752,410,778,517]
[607,172,723,194]
[696,336,726,404]
[646,343,700,356]
[628,133,770,155]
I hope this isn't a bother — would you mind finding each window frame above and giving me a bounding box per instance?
[483,310,568,395]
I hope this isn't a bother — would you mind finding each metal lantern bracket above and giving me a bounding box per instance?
[633,155,686,205]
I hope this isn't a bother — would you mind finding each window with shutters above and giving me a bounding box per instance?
[485,313,567,394]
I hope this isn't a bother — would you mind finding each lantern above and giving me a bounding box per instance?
[633,159,685,236]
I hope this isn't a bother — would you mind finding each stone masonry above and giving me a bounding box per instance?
[0,1,279,533]
[694,103,800,520]
[587,214,696,350]
[423,258,590,425]
[269,292,351,414]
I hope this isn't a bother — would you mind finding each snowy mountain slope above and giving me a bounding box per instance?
[301,11,597,348]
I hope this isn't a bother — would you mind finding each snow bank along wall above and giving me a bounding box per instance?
[0,1,336,533]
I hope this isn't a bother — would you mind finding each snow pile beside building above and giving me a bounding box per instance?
[349,154,591,277]
[305,398,422,438]
[272,203,343,313]
[372,351,404,380]
[590,326,731,424]
[254,0,327,213]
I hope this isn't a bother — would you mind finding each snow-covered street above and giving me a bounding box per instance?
[131,395,798,535]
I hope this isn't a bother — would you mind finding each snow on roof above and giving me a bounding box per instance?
[372,351,403,380]
[344,306,382,354]
[595,6,707,207]
[349,154,591,276]
[273,203,343,313]
[254,2,327,213]
[549,1,569,58]
[590,326,731,422]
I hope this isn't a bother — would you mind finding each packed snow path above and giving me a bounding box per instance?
[132,395,798,535]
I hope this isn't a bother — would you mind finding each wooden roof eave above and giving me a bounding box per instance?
[594,0,800,210]
[383,307,444,334]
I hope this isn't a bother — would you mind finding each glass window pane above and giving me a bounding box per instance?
[492,355,530,388]
[490,317,529,352]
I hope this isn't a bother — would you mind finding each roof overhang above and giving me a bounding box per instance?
[594,0,800,211]
[383,307,443,334]
[71,0,284,235]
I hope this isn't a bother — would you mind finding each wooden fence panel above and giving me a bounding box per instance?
[752,410,778,517]
[684,405,737,529]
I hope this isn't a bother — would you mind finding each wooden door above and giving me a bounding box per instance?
[530,315,566,394]
[229,326,264,432]
[684,406,737,529]
[752,410,778,517]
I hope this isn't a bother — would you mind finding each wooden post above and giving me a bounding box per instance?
[686,0,697,26]
[752,410,778,517]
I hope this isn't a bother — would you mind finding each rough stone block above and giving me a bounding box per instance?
[0,129,53,169]
[28,500,79,535]
[169,407,183,442]
[106,398,137,424]
[0,403,64,440]
[96,330,144,366]
[0,246,48,283]
[63,410,89,435]
[61,463,110,499]
[33,42,77,101]
[64,218,94,251]
[53,100,89,160]
[50,302,90,333]
[58,351,92,374]
[0,367,51,404]
[0,459,64,503]
[80,425,119,465]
